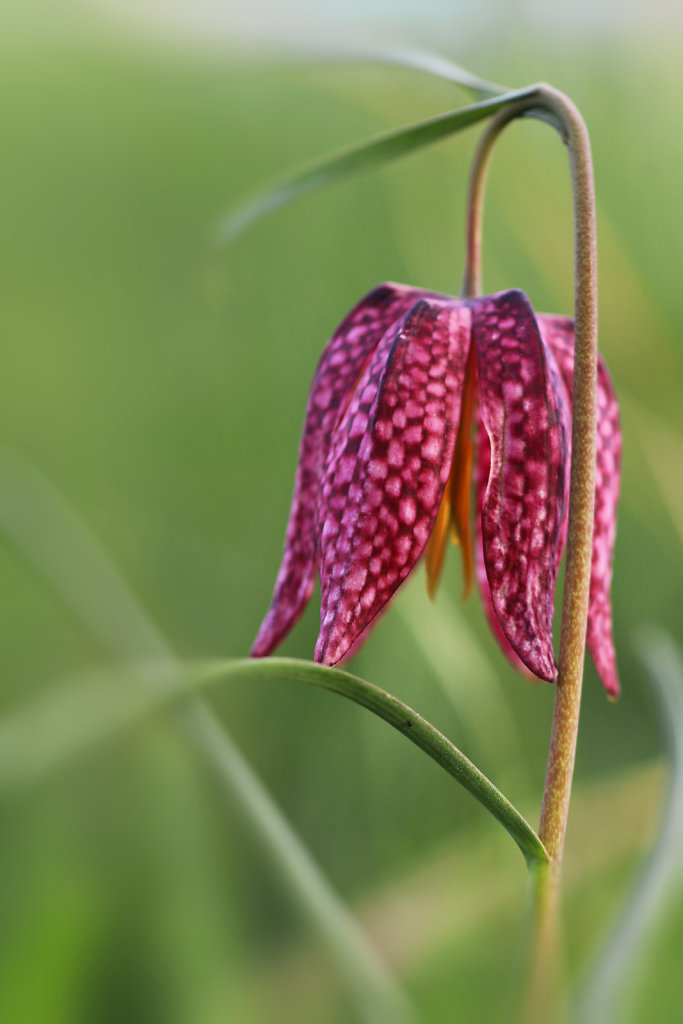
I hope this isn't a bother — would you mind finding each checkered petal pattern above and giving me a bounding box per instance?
[251,284,439,656]
[316,300,470,664]
[538,314,622,696]
[471,291,572,682]
[252,283,621,697]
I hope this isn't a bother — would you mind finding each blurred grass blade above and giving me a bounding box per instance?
[395,582,528,783]
[577,627,683,1023]
[218,85,539,242]
[0,663,182,790]
[0,454,170,660]
[0,654,547,869]
[181,702,411,1024]
[288,43,508,97]
[620,391,683,553]
[0,453,413,1024]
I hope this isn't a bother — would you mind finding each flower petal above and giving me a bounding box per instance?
[315,299,471,665]
[473,418,537,679]
[471,291,571,682]
[251,283,437,656]
[538,315,622,697]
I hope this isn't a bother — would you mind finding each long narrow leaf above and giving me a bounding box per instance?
[286,43,508,97]
[218,85,541,242]
[0,655,547,869]
[0,454,546,868]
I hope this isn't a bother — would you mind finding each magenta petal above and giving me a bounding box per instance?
[538,315,622,697]
[473,419,537,679]
[471,291,571,682]
[315,299,471,665]
[251,283,437,657]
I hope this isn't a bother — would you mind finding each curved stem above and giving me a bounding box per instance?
[534,88,597,1022]
[0,653,549,870]
[204,658,549,869]
[460,95,564,300]
[535,87,597,857]
[460,105,515,298]
[461,85,598,1017]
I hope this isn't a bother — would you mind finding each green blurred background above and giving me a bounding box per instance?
[2,1,683,1021]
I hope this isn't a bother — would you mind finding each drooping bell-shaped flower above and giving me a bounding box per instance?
[251,283,621,696]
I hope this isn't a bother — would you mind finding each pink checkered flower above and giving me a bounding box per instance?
[251,284,621,696]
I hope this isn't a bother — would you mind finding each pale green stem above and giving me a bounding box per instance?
[461,86,598,1019]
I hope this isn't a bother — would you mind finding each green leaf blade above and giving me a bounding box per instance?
[209,658,549,868]
[0,652,547,870]
[218,86,540,243]
[282,43,509,97]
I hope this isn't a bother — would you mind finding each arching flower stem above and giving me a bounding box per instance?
[461,85,599,1016]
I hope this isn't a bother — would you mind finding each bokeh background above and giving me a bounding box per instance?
[2,1,683,1021]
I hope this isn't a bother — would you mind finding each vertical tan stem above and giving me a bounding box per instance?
[461,85,598,1019]
[536,90,597,861]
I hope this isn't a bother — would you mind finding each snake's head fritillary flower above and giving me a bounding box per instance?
[251,284,621,696]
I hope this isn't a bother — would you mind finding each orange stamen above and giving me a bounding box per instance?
[424,343,477,601]
[424,463,453,600]
[450,343,477,599]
